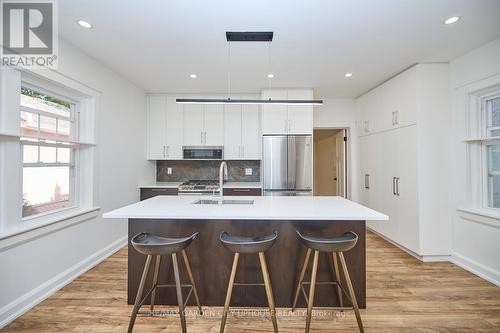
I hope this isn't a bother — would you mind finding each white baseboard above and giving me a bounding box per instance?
[0,236,127,329]
[367,227,500,286]
[366,227,450,262]
[451,252,500,287]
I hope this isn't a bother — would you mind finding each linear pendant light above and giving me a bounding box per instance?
[176,32,323,106]
[176,98,323,105]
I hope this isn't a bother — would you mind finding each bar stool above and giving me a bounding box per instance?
[219,231,279,333]
[292,231,363,333]
[128,232,202,333]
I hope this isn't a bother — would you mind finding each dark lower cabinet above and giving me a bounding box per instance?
[223,188,262,196]
[140,188,178,201]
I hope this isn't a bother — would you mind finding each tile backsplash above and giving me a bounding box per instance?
[157,160,260,182]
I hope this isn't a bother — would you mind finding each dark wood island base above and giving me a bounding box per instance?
[128,219,366,309]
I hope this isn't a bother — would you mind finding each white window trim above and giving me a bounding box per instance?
[0,68,100,240]
[461,72,500,224]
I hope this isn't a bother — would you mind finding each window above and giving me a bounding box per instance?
[20,87,78,218]
[485,96,500,209]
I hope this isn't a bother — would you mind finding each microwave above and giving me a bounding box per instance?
[183,146,223,160]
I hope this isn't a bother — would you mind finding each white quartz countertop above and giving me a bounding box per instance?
[103,195,388,221]
[139,182,262,189]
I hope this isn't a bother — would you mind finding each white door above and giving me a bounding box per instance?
[183,100,204,146]
[287,89,313,134]
[204,99,224,146]
[334,130,346,197]
[147,95,166,160]
[224,102,242,159]
[241,104,261,159]
[261,90,288,134]
[165,96,183,159]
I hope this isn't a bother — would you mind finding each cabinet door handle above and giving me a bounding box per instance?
[392,177,396,195]
[365,174,370,189]
[396,177,400,196]
[233,189,251,192]
[163,145,166,158]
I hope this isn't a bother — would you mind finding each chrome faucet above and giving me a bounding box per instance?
[218,161,228,199]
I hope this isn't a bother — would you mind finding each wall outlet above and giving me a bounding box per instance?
[245,168,252,176]
[167,167,172,175]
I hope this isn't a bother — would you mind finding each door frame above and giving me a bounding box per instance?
[312,126,351,199]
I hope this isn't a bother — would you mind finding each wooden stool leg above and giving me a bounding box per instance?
[149,255,162,313]
[182,249,203,314]
[292,248,312,311]
[220,253,239,333]
[332,252,344,308]
[305,250,319,333]
[259,252,279,333]
[172,253,187,333]
[128,255,152,333]
[339,252,364,333]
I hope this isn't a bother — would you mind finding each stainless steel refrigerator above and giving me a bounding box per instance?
[262,135,312,196]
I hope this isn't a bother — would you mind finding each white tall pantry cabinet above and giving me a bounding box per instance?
[357,64,451,258]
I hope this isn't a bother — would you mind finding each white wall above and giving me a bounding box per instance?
[313,97,358,200]
[0,39,152,326]
[449,38,500,286]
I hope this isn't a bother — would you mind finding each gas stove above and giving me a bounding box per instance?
[178,180,220,194]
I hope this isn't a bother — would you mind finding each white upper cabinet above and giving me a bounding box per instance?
[356,66,418,135]
[203,98,224,146]
[241,104,261,159]
[223,101,242,159]
[261,89,313,134]
[147,95,167,160]
[287,89,313,134]
[165,96,183,159]
[224,96,261,160]
[183,101,205,146]
[147,95,184,160]
[261,90,288,134]
[182,95,224,146]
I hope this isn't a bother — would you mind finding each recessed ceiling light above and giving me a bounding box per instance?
[443,16,460,25]
[345,73,353,78]
[77,20,92,29]
[267,74,274,78]
[190,74,197,79]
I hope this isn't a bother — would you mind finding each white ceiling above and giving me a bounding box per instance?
[59,0,500,97]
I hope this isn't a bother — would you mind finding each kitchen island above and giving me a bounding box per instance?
[103,195,387,308]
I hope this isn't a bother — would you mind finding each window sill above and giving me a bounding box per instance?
[456,207,500,229]
[0,207,100,251]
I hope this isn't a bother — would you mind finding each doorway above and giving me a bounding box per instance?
[313,128,347,197]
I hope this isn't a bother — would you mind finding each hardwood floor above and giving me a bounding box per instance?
[3,231,500,332]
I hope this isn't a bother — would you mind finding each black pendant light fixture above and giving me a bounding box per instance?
[176,32,323,106]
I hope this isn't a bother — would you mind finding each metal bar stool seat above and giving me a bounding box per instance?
[293,230,364,333]
[297,231,358,253]
[128,232,202,333]
[220,231,278,253]
[219,231,279,333]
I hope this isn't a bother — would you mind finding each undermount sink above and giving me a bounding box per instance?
[192,199,255,205]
